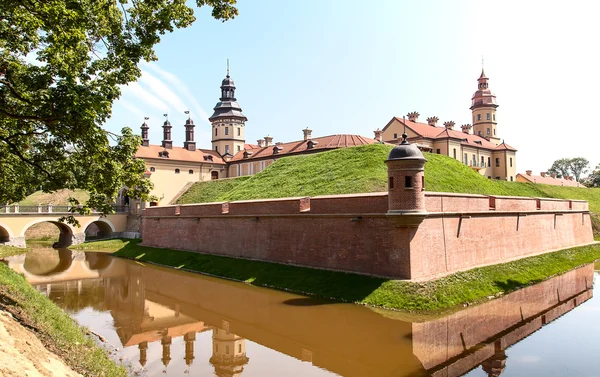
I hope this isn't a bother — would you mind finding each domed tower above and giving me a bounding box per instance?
[471,69,500,145]
[209,62,248,157]
[385,132,427,227]
[183,112,196,151]
[140,117,149,147]
[209,328,249,377]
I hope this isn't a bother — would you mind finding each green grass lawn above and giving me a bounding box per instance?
[78,239,600,313]
[0,246,127,376]
[176,144,600,215]
[18,189,89,206]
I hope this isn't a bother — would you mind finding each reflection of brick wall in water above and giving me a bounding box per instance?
[411,264,594,377]
[141,192,594,281]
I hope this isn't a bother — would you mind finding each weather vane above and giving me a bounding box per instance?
[163,113,168,121]
[227,59,230,76]
[184,110,190,119]
[144,116,149,120]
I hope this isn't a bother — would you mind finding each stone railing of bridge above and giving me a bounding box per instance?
[0,204,130,214]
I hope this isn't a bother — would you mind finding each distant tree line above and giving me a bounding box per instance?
[547,158,600,187]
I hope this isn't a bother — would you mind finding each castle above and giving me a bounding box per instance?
[134,68,517,206]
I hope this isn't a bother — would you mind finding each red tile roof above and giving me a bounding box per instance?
[385,117,514,151]
[230,134,379,162]
[135,144,226,164]
[244,143,259,149]
[517,173,584,187]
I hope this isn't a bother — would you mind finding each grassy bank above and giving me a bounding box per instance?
[18,189,89,206]
[176,144,600,216]
[0,247,127,376]
[81,239,600,313]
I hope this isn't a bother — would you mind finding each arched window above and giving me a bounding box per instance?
[189,170,194,174]
[150,167,155,172]
[477,114,482,121]
[175,168,180,174]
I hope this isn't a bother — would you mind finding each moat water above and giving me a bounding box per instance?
[2,249,600,377]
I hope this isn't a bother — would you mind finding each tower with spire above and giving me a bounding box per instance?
[209,60,248,157]
[470,69,500,145]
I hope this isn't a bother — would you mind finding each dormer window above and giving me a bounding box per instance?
[273,146,283,155]
[158,150,169,158]
[150,167,155,172]
[203,155,214,161]
[243,151,253,159]
[307,140,319,149]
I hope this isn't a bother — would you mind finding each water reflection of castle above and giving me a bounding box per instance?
[7,251,594,377]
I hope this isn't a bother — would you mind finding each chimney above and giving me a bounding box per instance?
[443,121,455,130]
[141,118,150,147]
[461,124,472,134]
[303,128,312,141]
[264,135,273,147]
[540,172,547,177]
[183,117,196,151]
[162,119,173,149]
[426,116,439,127]
[257,139,265,148]
[373,128,382,142]
[406,111,420,122]
[550,173,557,179]
[526,170,532,176]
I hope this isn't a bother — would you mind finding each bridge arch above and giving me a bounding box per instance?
[21,219,77,248]
[82,218,116,241]
[0,221,14,243]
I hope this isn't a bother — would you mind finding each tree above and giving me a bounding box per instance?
[0,0,238,222]
[547,158,571,178]
[583,164,600,188]
[568,157,589,182]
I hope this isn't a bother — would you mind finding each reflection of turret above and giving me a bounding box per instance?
[139,341,148,367]
[481,349,507,377]
[209,327,249,377]
[184,331,196,366]
[161,336,172,367]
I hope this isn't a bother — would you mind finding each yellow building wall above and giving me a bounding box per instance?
[382,119,421,142]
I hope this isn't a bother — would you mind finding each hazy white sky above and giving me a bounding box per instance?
[104,0,600,175]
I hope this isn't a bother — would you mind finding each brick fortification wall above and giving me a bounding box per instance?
[141,191,594,281]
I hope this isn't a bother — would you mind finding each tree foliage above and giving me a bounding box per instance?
[0,0,238,222]
[547,157,589,182]
[583,164,600,188]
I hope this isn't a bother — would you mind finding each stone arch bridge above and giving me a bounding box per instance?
[0,206,128,248]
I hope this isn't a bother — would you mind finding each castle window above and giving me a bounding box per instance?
[486,113,490,120]
[422,176,425,190]
[225,127,229,135]
[237,145,241,152]
[495,176,500,180]
[215,146,218,152]
[225,145,230,154]
[189,170,193,174]
[477,114,482,121]
[488,176,491,179]
[510,176,514,181]
[150,167,155,172]
[394,133,398,139]
[237,128,241,136]
[215,128,218,136]
[493,114,496,121]
[494,129,496,135]
[453,149,457,159]
[496,158,500,167]
[239,344,242,353]
[478,130,482,136]
[388,177,394,189]
[487,128,491,135]
[488,157,491,166]
[481,156,485,166]
[463,153,468,164]
[404,176,412,188]
[175,168,180,174]
[436,149,441,154]
[211,171,219,180]
[510,157,513,167]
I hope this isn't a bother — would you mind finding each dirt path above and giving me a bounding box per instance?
[0,310,82,377]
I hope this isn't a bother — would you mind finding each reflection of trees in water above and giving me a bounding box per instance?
[43,280,107,312]
[23,248,61,275]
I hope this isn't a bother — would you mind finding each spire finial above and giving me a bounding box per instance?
[163,113,168,121]
[226,59,230,77]
[401,116,408,144]
[184,110,190,119]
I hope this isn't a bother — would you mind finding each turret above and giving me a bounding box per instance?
[183,112,196,151]
[385,131,427,227]
[141,117,149,147]
[162,117,173,149]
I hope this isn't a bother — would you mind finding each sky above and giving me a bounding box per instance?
[104,0,600,175]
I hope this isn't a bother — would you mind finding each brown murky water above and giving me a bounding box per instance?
[3,249,600,377]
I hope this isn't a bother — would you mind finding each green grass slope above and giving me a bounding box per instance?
[18,189,89,206]
[177,144,600,215]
